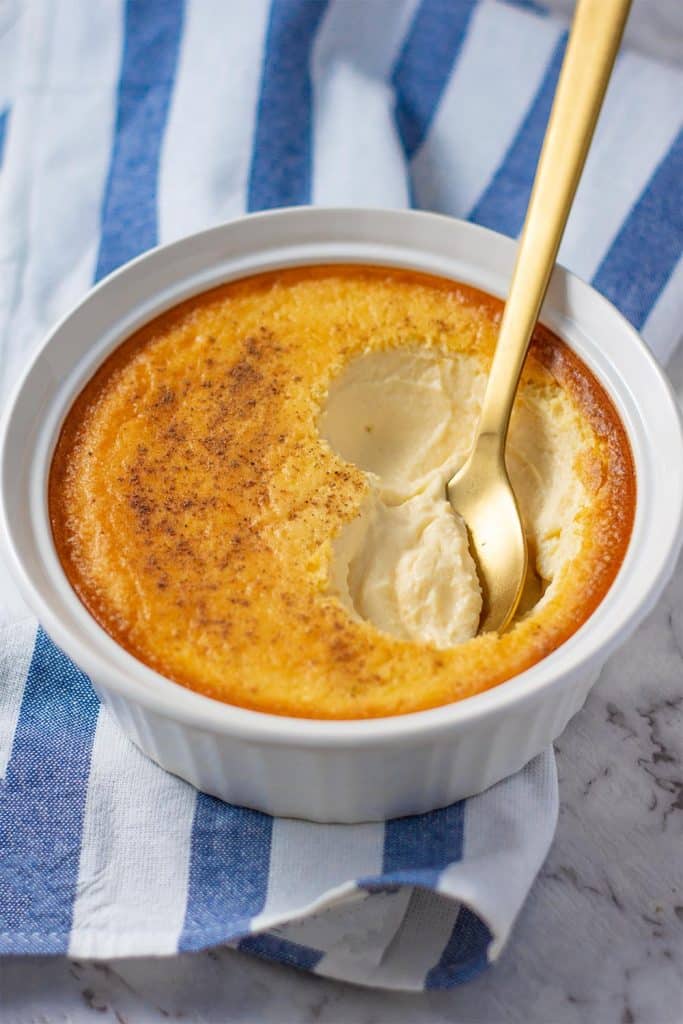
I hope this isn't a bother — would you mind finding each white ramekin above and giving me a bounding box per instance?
[2,208,683,823]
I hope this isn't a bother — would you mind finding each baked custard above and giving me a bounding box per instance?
[50,266,635,718]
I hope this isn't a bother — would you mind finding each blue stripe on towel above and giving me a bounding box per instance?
[469,32,567,236]
[239,933,324,971]
[425,905,492,988]
[592,127,683,330]
[0,108,8,166]
[392,0,476,162]
[502,0,547,14]
[0,630,100,954]
[247,0,329,211]
[375,802,466,889]
[178,798,273,951]
[95,0,184,281]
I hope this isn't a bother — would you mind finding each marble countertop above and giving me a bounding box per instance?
[2,3,682,1022]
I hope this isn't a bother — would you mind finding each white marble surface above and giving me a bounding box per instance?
[2,2,682,1022]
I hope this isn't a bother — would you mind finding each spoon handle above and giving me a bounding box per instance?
[474,0,631,453]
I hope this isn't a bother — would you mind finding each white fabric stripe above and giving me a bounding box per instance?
[69,708,197,958]
[275,886,411,966]
[411,0,561,218]
[311,0,419,208]
[158,0,270,241]
[0,618,36,778]
[439,748,558,960]
[0,564,30,628]
[0,0,122,405]
[0,0,50,406]
[559,53,683,283]
[642,257,683,366]
[251,817,385,929]
[317,888,459,989]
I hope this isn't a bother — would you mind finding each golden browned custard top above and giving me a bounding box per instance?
[50,266,635,718]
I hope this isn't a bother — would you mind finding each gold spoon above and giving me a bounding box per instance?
[447,0,631,634]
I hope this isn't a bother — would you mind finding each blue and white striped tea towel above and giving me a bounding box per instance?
[0,0,681,991]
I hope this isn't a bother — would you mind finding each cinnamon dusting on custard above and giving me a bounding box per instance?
[49,266,635,718]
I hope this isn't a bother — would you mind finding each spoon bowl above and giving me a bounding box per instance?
[447,435,527,634]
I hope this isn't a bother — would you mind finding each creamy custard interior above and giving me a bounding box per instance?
[49,266,635,719]
[321,346,587,649]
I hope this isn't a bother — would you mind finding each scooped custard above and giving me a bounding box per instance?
[50,266,635,718]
